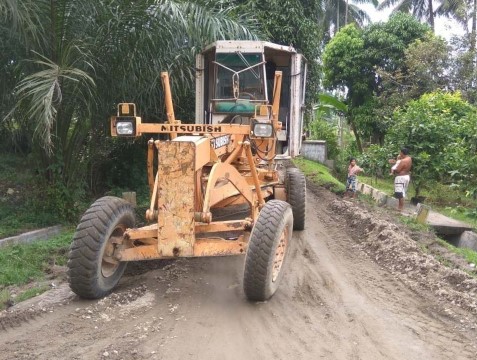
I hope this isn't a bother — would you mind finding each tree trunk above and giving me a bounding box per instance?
[471,0,477,53]
[428,0,434,32]
[349,116,363,153]
[336,0,340,34]
[345,0,348,26]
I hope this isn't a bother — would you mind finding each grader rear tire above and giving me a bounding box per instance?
[67,196,135,299]
[286,168,306,230]
[243,200,293,301]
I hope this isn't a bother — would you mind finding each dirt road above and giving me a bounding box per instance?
[1,185,477,359]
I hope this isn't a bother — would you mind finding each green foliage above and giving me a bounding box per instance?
[437,239,477,268]
[317,93,348,113]
[374,32,450,134]
[0,0,261,212]
[14,285,50,304]
[323,24,370,98]
[404,33,450,92]
[322,13,429,151]
[238,0,322,105]
[309,119,340,160]
[363,12,430,72]
[359,174,396,195]
[359,144,393,179]
[386,91,477,196]
[32,179,87,222]
[333,141,360,182]
[0,229,73,287]
[363,92,477,196]
[378,0,437,29]
[309,93,347,160]
[351,97,389,146]
[0,153,62,238]
[399,215,430,232]
[0,289,9,310]
[449,36,477,105]
[293,157,346,194]
[0,205,58,239]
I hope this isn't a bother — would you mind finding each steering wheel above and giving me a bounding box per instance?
[238,92,256,100]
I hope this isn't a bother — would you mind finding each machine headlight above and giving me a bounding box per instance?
[117,121,134,135]
[111,115,141,137]
[252,123,273,137]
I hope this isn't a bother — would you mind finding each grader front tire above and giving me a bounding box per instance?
[243,200,293,301]
[286,168,306,230]
[67,196,135,299]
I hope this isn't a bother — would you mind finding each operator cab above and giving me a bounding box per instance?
[196,41,307,158]
[212,52,267,119]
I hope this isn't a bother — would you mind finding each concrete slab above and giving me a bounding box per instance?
[415,204,430,224]
[362,184,373,196]
[357,181,476,241]
[427,212,473,235]
[372,191,388,207]
[386,197,399,208]
[457,231,477,252]
[0,225,63,248]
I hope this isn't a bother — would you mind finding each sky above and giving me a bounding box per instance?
[358,3,466,41]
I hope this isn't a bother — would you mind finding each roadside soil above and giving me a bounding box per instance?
[1,183,477,360]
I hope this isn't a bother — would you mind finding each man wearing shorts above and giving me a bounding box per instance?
[389,148,412,212]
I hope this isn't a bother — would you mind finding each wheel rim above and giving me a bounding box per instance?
[101,225,125,277]
[272,225,289,282]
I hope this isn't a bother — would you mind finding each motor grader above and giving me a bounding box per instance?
[67,41,307,301]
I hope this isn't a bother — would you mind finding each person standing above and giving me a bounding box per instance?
[389,148,412,211]
[346,158,364,198]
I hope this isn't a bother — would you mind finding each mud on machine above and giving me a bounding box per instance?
[67,41,307,301]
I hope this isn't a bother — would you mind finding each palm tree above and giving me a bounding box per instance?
[436,0,477,51]
[321,0,378,38]
[0,0,258,195]
[378,0,436,31]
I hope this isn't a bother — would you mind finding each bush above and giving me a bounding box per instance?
[384,91,477,197]
[309,119,340,160]
[333,141,360,182]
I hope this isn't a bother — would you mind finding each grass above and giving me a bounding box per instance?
[359,174,477,229]
[15,285,50,303]
[398,216,430,232]
[437,238,477,266]
[0,229,74,287]
[0,229,74,310]
[293,157,346,193]
[0,207,59,239]
[359,175,399,196]
[0,153,59,238]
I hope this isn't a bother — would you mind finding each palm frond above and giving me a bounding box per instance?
[10,51,95,152]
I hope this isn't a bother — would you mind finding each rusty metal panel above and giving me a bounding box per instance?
[118,245,161,261]
[172,136,210,170]
[125,223,158,240]
[193,238,248,256]
[157,141,196,256]
[195,220,249,233]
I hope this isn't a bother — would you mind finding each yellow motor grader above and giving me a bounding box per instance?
[67,41,307,301]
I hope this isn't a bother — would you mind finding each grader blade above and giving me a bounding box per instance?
[156,137,210,257]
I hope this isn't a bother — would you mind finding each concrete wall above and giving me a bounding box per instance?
[0,225,63,248]
[301,140,327,164]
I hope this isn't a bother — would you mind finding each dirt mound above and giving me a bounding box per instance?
[330,199,477,315]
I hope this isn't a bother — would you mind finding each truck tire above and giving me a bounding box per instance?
[243,200,293,301]
[286,168,306,230]
[67,196,135,299]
